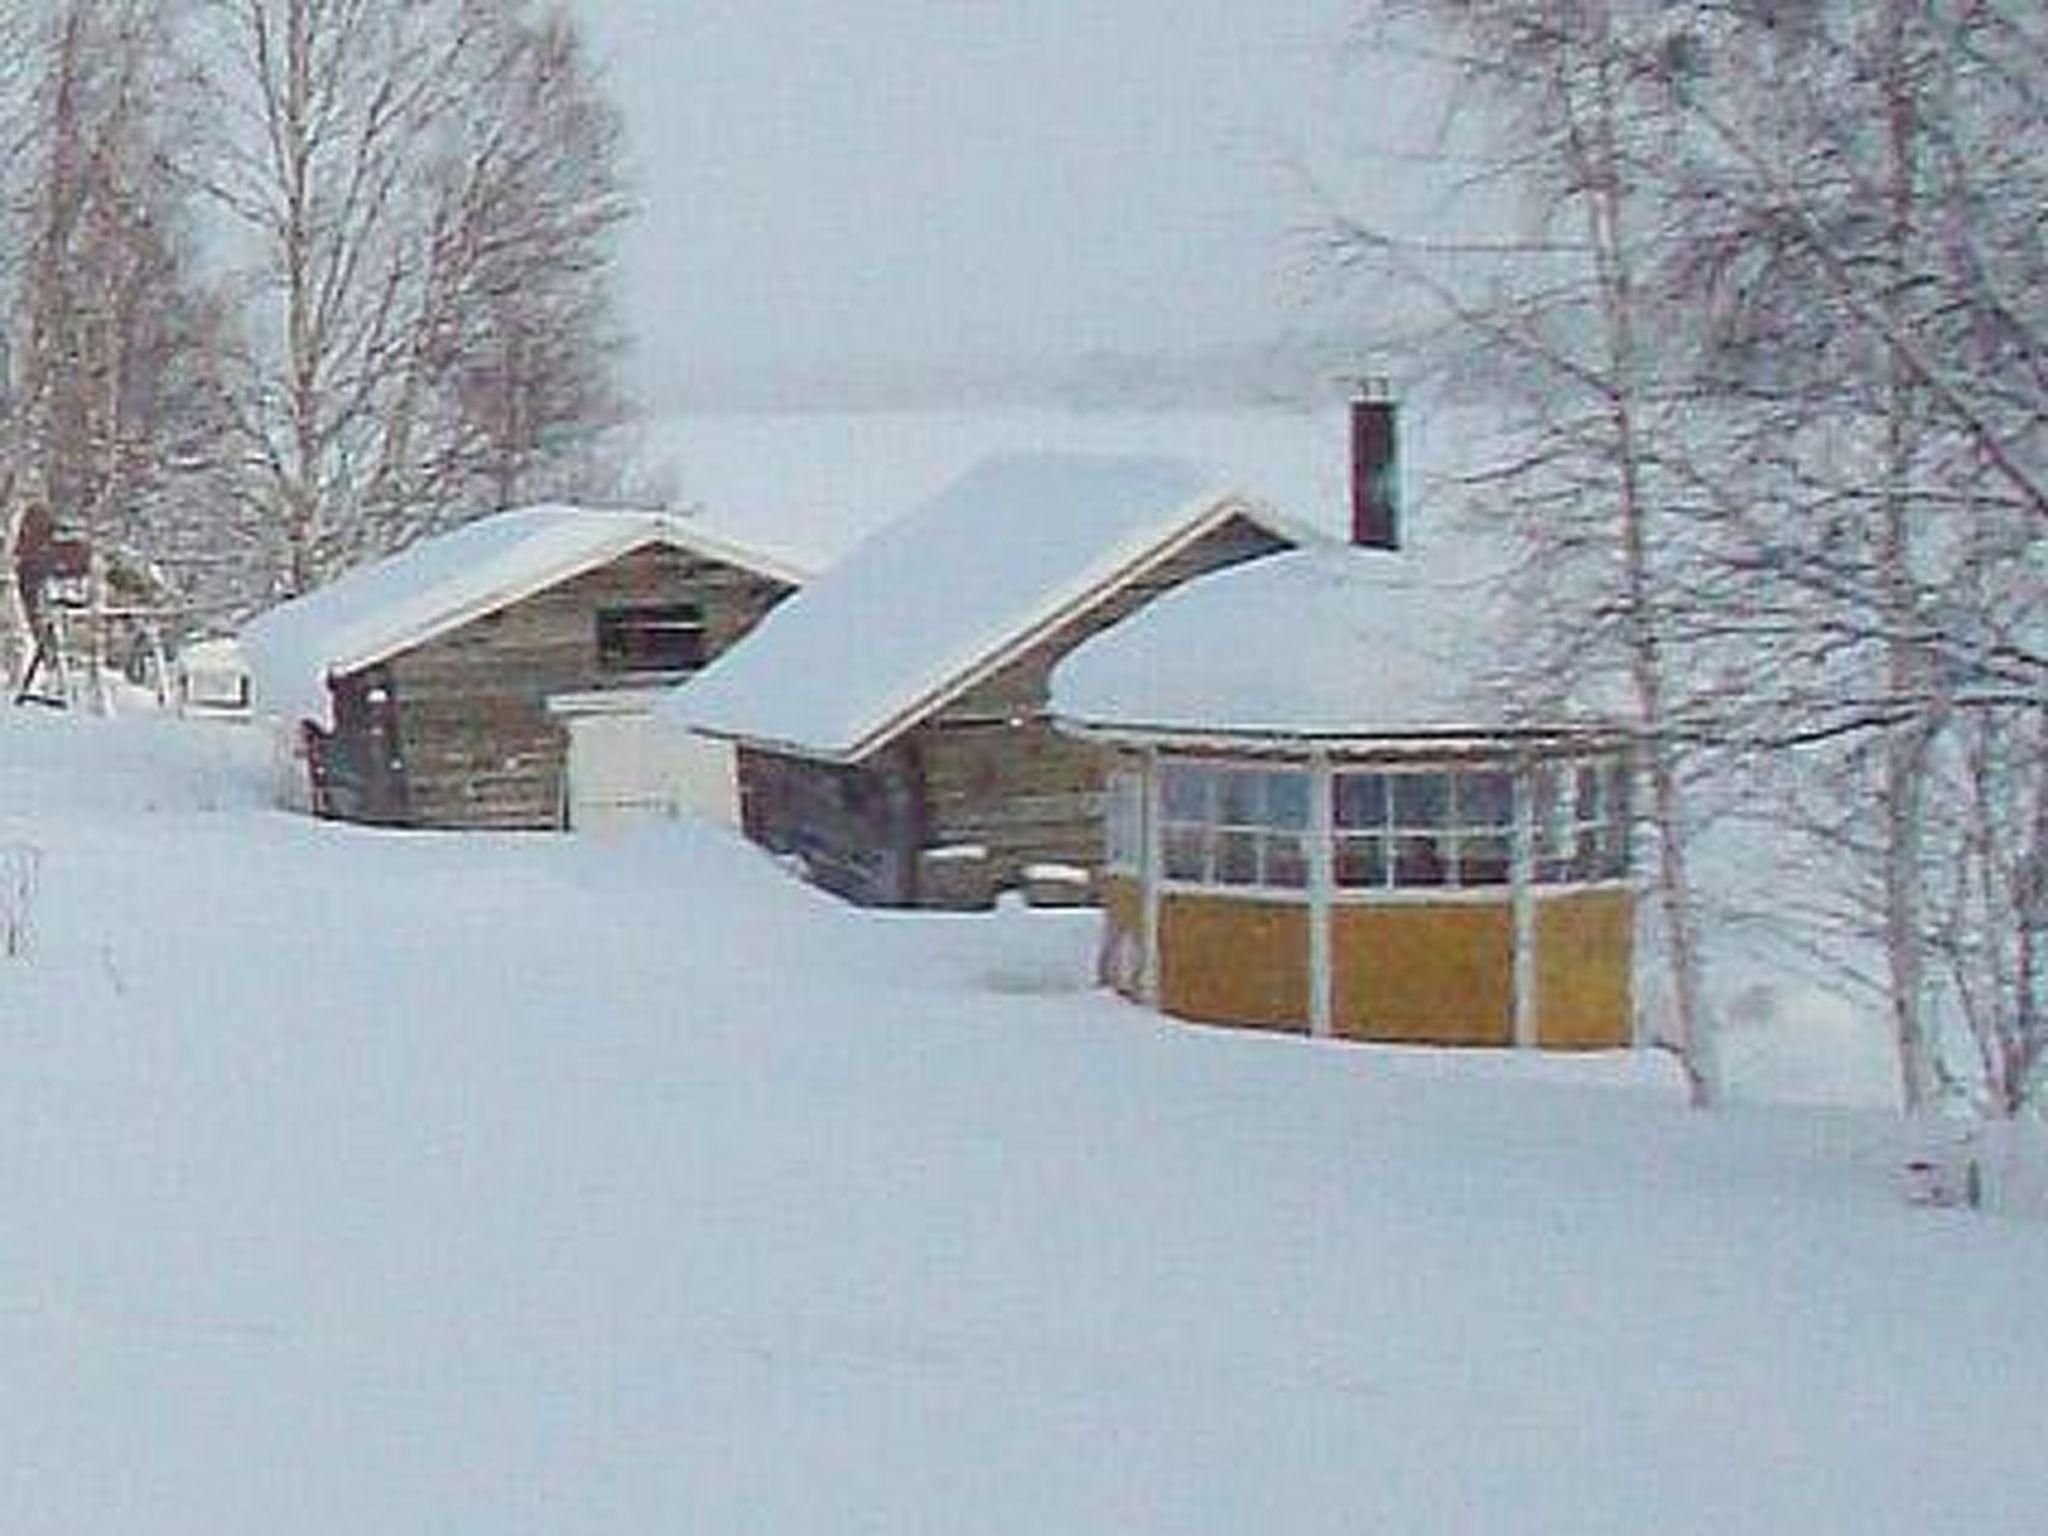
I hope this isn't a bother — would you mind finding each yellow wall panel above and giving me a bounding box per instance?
[1158,894,1309,1032]
[1331,903,1514,1045]
[1535,888,1634,1048]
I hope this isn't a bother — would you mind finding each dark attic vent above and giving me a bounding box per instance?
[1350,384,1400,552]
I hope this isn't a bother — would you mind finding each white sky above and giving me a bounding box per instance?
[572,1,1412,405]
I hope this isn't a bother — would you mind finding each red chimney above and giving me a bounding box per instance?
[1350,383,1399,551]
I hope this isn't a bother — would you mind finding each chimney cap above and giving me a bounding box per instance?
[1348,374,1395,403]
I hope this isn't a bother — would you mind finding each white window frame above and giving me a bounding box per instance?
[1155,759,1313,898]
[1103,768,1145,876]
[1330,764,1520,899]
[1531,755,1632,887]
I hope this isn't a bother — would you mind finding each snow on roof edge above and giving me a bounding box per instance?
[1051,716,1629,751]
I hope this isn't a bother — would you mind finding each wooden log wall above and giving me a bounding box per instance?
[326,543,791,831]
[908,513,1292,894]
[735,742,921,905]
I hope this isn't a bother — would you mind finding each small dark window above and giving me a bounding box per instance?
[597,604,704,674]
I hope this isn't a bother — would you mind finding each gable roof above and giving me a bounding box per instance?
[664,452,1313,763]
[242,504,809,730]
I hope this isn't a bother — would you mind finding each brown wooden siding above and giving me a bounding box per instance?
[318,543,791,830]
[909,513,1291,895]
[734,742,923,905]
[305,664,410,824]
[910,717,1107,883]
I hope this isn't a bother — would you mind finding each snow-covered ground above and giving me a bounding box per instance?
[2,710,2041,1534]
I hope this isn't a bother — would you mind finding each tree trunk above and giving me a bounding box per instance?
[1878,0,1935,1116]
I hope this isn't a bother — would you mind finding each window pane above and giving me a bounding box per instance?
[1264,833,1308,889]
[1576,763,1602,821]
[1334,771,1386,830]
[1265,770,1310,829]
[1608,760,1633,832]
[1570,833,1602,882]
[1394,835,1450,886]
[1215,830,1260,885]
[1536,766,1572,853]
[1458,770,1515,829]
[597,604,705,672]
[1163,826,1208,882]
[1334,835,1386,889]
[1161,763,1211,823]
[1457,833,1512,886]
[1596,821,1630,879]
[1540,835,1589,884]
[1105,773,1141,870]
[1392,773,1449,828]
[1217,769,1264,827]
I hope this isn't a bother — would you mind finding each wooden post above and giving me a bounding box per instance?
[1307,753,1334,1039]
[1140,746,1163,1008]
[1511,755,1539,1050]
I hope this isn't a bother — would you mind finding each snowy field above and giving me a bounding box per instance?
[2,710,2043,1534]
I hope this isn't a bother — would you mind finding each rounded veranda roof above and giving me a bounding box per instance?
[1051,545,1610,747]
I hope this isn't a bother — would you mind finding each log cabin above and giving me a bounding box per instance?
[241,506,806,830]
[662,452,1321,907]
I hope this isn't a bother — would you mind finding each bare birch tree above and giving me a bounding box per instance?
[2,0,223,702]
[1339,0,1724,1105]
[190,0,627,597]
[1655,0,2048,1144]
[1350,0,2048,1166]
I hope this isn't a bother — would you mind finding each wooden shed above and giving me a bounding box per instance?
[664,453,1317,906]
[240,506,805,830]
[1050,546,1637,1050]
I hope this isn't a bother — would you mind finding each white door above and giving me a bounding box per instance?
[667,728,741,828]
[561,705,739,833]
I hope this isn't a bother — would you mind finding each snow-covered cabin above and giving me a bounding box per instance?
[1050,543,1636,1048]
[241,506,806,830]
[664,452,1318,906]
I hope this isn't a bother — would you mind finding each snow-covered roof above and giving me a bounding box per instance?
[638,406,1364,566]
[242,505,808,730]
[1051,544,1613,744]
[174,636,246,674]
[666,452,1312,761]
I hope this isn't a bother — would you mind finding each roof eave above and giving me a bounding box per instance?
[674,717,863,767]
[1052,715,1631,754]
